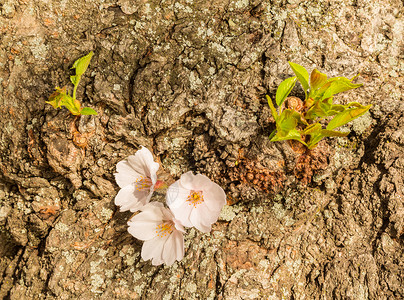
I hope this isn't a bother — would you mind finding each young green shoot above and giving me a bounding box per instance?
[46,51,97,116]
[267,62,371,149]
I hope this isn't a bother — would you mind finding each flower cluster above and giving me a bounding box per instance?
[114,147,226,266]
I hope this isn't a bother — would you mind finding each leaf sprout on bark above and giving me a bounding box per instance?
[267,62,371,149]
[46,51,97,116]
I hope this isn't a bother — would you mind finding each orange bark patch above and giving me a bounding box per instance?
[294,142,330,185]
[229,158,285,194]
[10,47,19,55]
[223,240,268,271]
[43,18,54,26]
[208,274,215,289]
[38,205,60,220]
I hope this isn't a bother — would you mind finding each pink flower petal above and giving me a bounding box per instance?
[115,147,159,189]
[162,237,176,266]
[114,184,149,212]
[166,182,193,227]
[173,219,185,232]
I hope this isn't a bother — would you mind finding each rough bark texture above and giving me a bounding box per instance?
[0,0,403,299]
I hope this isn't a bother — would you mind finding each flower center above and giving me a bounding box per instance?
[134,176,152,192]
[156,221,174,237]
[186,190,204,207]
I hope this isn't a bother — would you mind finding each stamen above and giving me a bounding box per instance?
[186,190,204,207]
[155,221,174,237]
[134,176,152,192]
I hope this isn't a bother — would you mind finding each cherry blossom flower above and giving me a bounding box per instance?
[127,202,185,266]
[114,146,160,212]
[166,171,226,233]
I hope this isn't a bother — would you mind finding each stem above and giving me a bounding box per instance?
[266,95,278,120]
[72,75,81,100]
[268,129,277,140]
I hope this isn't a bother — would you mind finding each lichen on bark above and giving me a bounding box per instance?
[0,0,403,299]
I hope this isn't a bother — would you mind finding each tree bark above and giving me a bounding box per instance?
[0,0,403,299]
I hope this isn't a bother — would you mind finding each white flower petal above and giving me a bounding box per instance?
[189,206,212,233]
[114,160,143,188]
[127,146,159,183]
[162,230,184,266]
[172,230,185,262]
[114,184,149,212]
[129,208,162,225]
[167,173,226,230]
[178,171,211,190]
[127,210,163,240]
[202,182,226,212]
[140,202,175,224]
[173,219,185,232]
[166,182,190,208]
[140,202,164,212]
[166,182,193,227]
[169,201,194,228]
[141,236,167,265]
[198,202,220,225]
[162,237,176,266]
[142,187,155,208]
[151,257,164,266]
[115,146,159,189]
[126,200,185,266]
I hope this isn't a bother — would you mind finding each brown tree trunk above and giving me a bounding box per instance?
[0,0,403,299]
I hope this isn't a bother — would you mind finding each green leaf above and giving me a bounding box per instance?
[322,77,363,99]
[266,95,278,120]
[288,62,309,92]
[300,122,350,149]
[46,86,67,109]
[307,129,349,149]
[306,134,322,149]
[320,130,350,137]
[310,69,327,92]
[61,96,81,115]
[62,101,80,115]
[269,109,306,145]
[326,104,346,116]
[277,109,301,131]
[326,104,371,130]
[271,129,307,145]
[276,76,297,106]
[71,51,94,76]
[70,75,79,86]
[46,86,82,115]
[269,63,368,150]
[278,113,297,132]
[306,134,323,149]
[302,123,322,135]
[80,107,98,115]
[305,99,328,119]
